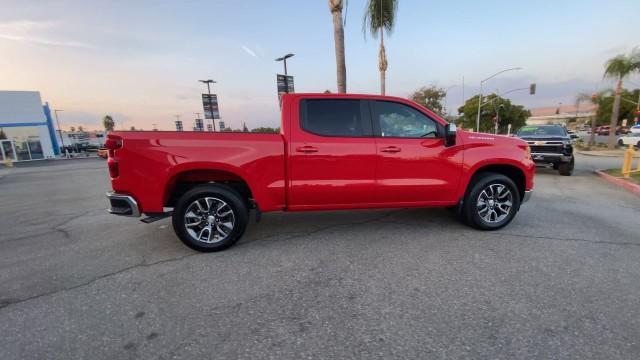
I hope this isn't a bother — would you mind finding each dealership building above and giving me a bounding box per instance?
[0,91,60,162]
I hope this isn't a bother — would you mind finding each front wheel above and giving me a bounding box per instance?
[172,184,248,252]
[461,172,521,230]
[558,157,574,176]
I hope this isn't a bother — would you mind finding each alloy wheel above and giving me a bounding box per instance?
[476,183,513,223]
[184,197,235,243]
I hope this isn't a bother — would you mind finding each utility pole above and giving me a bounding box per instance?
[199,79,217,131]
[54,109,66,157]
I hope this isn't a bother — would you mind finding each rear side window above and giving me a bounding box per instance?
[300,99,371,137]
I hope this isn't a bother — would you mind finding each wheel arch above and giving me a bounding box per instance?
[163,164,255,209]
[465,163,527,202]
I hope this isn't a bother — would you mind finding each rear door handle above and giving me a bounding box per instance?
[380,146,401,153]
[296,145,318,153]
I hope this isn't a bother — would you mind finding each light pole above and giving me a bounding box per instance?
[54,109,66,156]
[476,67,523,132]
[199,79,217,132]
[275,53,295,94]
[275,53,295,75]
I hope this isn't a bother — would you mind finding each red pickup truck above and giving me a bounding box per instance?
[106,93,535,252]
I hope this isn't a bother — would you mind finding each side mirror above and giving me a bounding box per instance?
[445,123,457,147]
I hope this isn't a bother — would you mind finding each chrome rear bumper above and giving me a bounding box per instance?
[106,192,140,217]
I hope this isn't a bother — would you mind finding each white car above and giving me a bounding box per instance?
[629,125,640,134]
[617,133,640,148]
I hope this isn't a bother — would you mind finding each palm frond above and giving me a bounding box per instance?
[362,0,398,39]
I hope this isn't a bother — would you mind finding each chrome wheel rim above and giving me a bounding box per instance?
[477,183,513,223]
[184,197,235,244]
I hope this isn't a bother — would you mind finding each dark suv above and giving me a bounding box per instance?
[516,125,574,176]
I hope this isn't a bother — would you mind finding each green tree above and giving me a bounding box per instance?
[595,88,639,127]
[130,126,136,131]
[0,128,6,140]
[457,94,530,134]
[577,91,606,146]
[77,125,84,132]
[329,0,347,93]
[103,115,115,132]
[69,126,76,132]
[242,122,249,132]
[363,0,398,95]
[603,48,640,148]
[409,85,447,115]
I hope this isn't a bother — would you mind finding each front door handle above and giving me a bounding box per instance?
[380,146,401,153]
[296,145,318,153]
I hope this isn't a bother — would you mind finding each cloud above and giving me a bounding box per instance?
[0,20,94,49]
[241,45,257,57]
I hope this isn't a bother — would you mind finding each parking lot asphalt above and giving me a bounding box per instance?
[1,156,639,359]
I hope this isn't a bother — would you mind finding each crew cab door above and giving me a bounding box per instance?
[369,100,463,204]
[288,98,376,209]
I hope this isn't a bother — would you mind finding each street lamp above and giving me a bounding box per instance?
[199,79,217,132]
[476,67,523,132]
[54,109,66,156]
[275,53,295,75]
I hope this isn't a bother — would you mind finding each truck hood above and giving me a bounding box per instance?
[458,130,528,148]
[517,135,569,142]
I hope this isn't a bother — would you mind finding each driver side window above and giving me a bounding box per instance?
[372,101,439,138]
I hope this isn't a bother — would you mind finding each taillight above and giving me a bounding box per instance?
[105,136,122,158]
[108,158,119,178]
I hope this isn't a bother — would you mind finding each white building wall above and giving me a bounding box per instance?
[37,125,55,158]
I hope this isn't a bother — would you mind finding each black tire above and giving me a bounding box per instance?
[552,163,559,170]
[558,157,574,176]
[172,184,248,252]
[618,139,624,147]
[461,172,521,230]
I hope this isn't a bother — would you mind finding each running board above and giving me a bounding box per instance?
[141,212,172,223]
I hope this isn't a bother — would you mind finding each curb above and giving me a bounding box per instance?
[594,170,640,197]
[577,151,640,158]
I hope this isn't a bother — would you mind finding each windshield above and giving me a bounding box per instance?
[517,126,566,136]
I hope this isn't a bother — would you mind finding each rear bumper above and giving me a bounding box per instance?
[106,192,140,217]
[523,190,533,203]
[531,152,572,163]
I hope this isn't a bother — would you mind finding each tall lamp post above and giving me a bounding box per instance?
[476,67,523,132]
[199,79,217,132]
[275,53,295,94]
[275,53,295,75]
[54,109,66,156]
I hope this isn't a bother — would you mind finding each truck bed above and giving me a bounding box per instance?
[109,131,286,213]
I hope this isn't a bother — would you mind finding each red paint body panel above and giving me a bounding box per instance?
[108,93,535,215]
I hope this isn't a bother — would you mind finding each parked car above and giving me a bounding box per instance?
[105,93,535,252]
[629,124,640,134]
[617,133,640,148]
[515,125,574,176]
[597,126,611,135]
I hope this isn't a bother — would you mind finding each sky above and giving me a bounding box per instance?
[1,0,639,131]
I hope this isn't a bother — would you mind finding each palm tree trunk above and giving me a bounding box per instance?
[378,27,387,96]
[608,78,623,149]
[331,2,347,93]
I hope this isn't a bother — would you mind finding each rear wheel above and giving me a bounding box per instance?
[558,157,574,176]
[618,139,624,147]
[461,172,521,230]
[172,184,248,252]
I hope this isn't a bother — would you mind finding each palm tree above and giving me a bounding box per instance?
[103,115,115,132]
[603,48,640,148]
[329,0,347,93]
[363,0,398,95]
